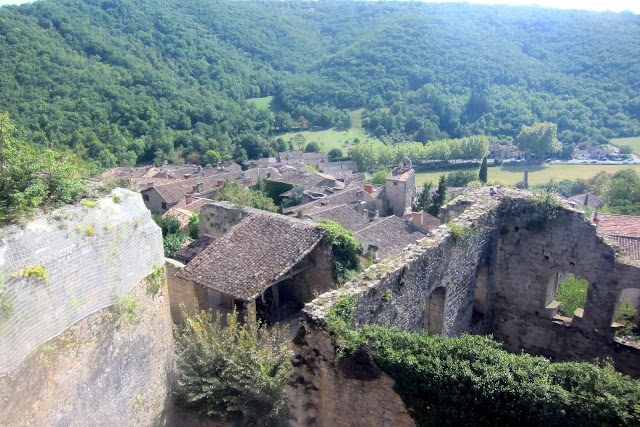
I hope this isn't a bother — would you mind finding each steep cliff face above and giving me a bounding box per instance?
[0,190,174,426]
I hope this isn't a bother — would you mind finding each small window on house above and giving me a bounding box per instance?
[393,182,398,186]
[142,194,149,201]
[161,202,167,210]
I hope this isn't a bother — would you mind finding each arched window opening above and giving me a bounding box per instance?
[422,287,446,335]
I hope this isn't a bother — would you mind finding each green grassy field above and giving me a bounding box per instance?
[245,96,383,153]
[247,95,281,113]
[276,109,384,153]
[610,136,640,155]
[415,164,640,186]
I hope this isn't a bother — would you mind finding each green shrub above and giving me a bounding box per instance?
[173,308,292,424]
[11,266,48,283]
[445,169,478,187]
[335,326,640,426]
[188,213,199,240]
[368,169,389,185]
[152,213,181,236]
[317,220,364,284]
[146,266,165,295]
[554,273,588,317]
[112,294,141,324]
[111,194,122,204]
[447,221,475,242]
[164,233,187,258]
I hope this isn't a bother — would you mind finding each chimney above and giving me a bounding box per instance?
[192,185,198,192]
[196,182,204,193]
[217,180,225,188]
[364,183,373,194]
[185,193,193,205]
[363,209,369,220]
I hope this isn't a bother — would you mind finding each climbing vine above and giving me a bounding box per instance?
[316,220,364,284]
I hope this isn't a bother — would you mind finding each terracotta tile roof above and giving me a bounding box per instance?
[144,172,242,206]
[609,236,640,261]
[278,151,305,161]
[595,213,640,238]
[286,185,378,215]
[176,213,324,301]
[403,212,441,232]
[355,216,426,259]
[308,204,370,231]
[267,172,329,188]
[568,192,604,209]
[164,198,214,228]
[174,235,216,264]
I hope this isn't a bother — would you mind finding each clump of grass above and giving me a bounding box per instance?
[447,221,475,242]
[112,294,141,325]
[111,194,122,204]
[80,199,97,208]
[11,266,49,283]
[555,274,588,317]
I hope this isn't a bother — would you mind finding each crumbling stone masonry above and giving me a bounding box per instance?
[290,188,640,426]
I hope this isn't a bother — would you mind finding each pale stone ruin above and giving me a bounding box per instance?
[290,187,640,426]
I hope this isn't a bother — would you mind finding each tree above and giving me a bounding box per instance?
[203,150,221,166]
[304,141,320,153]
[327,148,343,161]
[619,145,634,155]
[515,122,561,161]
[413,182,433,212]
[368,169,389,185]
[174,308,292,424]
[291,134,306,151]
[428,175,446,217]
[479,157,488,183]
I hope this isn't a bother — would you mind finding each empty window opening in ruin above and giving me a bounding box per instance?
[473,264,489,315]
[422,287,446,335]
[546,272,589,321]
[612,289,640,348]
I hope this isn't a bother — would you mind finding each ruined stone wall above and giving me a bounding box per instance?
[493,195,640,375]
[292,188,640,425]
[279,244,334,308]
[198,201,258,238]
[289,323,415,427]
[305,191,500,337]
[0,190,173,425]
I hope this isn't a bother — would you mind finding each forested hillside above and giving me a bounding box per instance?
[0,0,638,168]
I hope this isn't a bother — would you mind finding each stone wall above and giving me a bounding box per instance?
[292,188,640,424]
[304,190,500,337]
[198,201,258,238]
[0,272,174,427]
[288,324,415,427]
[493,194,640,375]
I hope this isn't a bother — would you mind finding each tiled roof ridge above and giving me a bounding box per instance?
[354,215,395,232]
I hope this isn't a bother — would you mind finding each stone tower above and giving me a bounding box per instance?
[385,157,416,217]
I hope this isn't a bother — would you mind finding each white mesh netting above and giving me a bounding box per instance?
[0,189,164,376]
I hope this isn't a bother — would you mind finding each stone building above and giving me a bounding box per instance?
[174,212,334,324]
[385,157,416,217]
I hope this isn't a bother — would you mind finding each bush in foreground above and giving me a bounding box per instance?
[173,308,292,426]
[328,296,640,427]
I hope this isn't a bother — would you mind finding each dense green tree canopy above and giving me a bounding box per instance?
[515,122,561,161]
[0,0,637,168]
